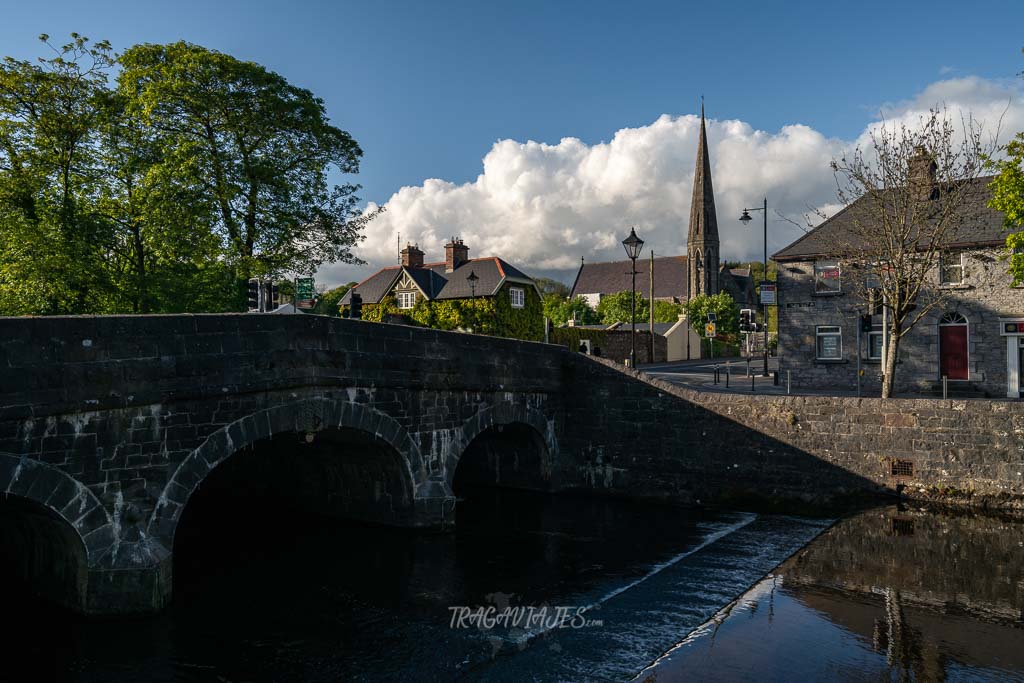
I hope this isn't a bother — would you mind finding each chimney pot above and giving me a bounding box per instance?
[445,238,469,273]
[401,243,424,268]
[909,146,938,202]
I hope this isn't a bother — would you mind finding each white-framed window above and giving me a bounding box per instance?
[816,325,843,360]
[397,291,416,309]
[939,252,964,285]
[510,287,525,308]
[868,324,883,360]
[814,261,841,294]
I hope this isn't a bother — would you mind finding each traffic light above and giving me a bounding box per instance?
[247,278,260,311]
[268,282,280,311]
[350,292,362,320]
[860,314,873,333]
[739,309,752,332]
[868,288,883,315]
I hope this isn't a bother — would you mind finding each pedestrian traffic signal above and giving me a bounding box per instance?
[739,309,752,332]
[860,314,873,333]
[350,292,363,319]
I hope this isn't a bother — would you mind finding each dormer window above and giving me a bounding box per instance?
[397,291,417,309]
[509,287,525,308]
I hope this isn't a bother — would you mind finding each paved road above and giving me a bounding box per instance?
[639,356,790,394]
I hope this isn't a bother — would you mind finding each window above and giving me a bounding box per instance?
[939,252,964,285]
[940,311,967,326]
[397,291,416,309]
[868,324,883,360]
[816,325,843,360]
[814,261,841,294]
[510,287,525,308]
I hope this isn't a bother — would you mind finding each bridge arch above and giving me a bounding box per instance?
[0,453,114,611]
[147,397,425,546]
[450,403,556,493]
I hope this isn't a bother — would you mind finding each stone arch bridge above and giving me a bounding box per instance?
[3,314,1014,615]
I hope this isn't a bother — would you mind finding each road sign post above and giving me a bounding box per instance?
[704,321,717,360]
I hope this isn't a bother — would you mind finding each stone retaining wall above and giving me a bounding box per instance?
[564,356,1024,510]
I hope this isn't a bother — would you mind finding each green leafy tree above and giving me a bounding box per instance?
[683,292,739,337]
[117,41,375,308]
[95,89,229,312]
[1,35,373,315]
[0,34,117,314]
[988,128,1024,284]
[542,293,599,326]
[596,290,649,325]
[314,282,356,316]
[651,299,683,323]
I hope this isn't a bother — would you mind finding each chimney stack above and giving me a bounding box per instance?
[909,145,938,202]
[445,238,469,273]
[401,243,424,269]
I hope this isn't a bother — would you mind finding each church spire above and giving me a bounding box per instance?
[687,102,720,297]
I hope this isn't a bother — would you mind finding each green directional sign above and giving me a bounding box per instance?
[295,277,316,310]
[296,277,315,300]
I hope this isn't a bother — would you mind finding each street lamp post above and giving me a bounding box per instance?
[621,227,645,368]
[467,269,478,299]
[740,198,770,377]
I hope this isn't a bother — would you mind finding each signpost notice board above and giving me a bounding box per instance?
[760,282,776,305]
[295,277,316,310]
[704,322,717,338]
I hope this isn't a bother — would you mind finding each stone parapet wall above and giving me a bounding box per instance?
[564,356,1024,510]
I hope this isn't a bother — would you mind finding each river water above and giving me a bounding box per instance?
[5,491,1023,682]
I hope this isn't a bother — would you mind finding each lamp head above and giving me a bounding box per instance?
[739,209,753,224]
[621,227,644,260]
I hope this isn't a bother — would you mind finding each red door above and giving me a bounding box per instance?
[939,325,968,380]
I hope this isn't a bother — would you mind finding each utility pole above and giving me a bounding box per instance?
[649,251,655,362]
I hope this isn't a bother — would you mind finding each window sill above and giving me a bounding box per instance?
[938,283,972,290]
[812,292,844,298]
[814,358,849,364]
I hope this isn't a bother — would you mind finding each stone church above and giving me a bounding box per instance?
[570,105,754,309]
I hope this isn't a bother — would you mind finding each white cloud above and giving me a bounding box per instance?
[318,75,1024,287]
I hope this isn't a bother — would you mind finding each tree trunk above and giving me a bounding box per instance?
[131,223,148,313]
[881,326,901,399]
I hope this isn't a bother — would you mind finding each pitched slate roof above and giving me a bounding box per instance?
[340,257,536,305]
[773,176,1009,262]
[721,266,755,306]
[627,322,678,335]
[569,255,689,301]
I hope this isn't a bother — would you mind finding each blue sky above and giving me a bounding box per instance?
[3,0,1024,283]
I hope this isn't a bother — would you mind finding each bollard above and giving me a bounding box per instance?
[773,370,779,386]
[751,374,756,392]
[787,370,791,395]
[746,358,751,377]
[726,362,730,388]
[942,375,948,399]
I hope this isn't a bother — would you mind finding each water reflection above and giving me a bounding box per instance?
[639,505,1024,682]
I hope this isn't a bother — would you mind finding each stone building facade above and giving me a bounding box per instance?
[774,164,1023,398]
